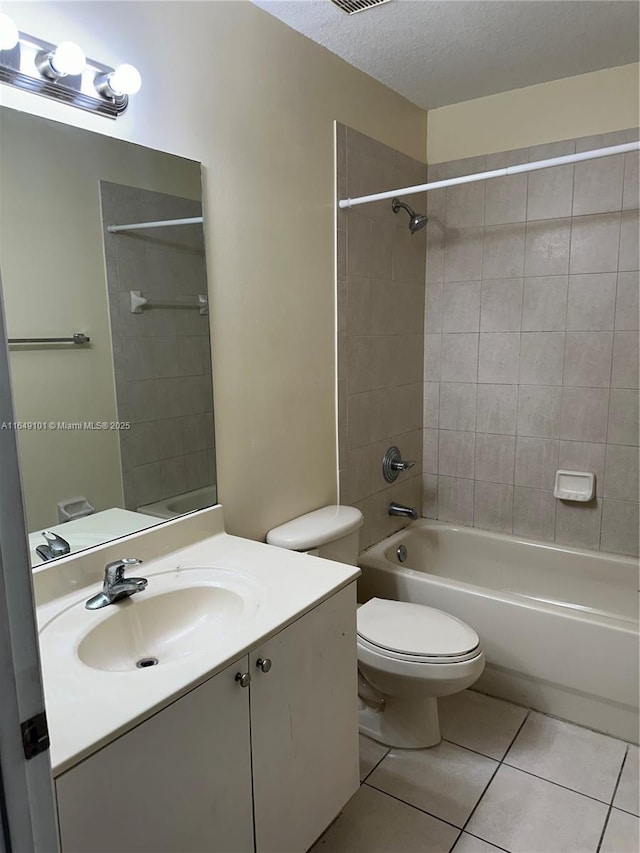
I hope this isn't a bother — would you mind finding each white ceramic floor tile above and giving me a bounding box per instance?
[614,745,640,816]
[440,689,529,759]
[600,808,640,853]
[504,711,627,802]
[309,784,458,853]
[451,832,505,852]
[466,764,608,853]
[366,740,498,828]
[359,734,389,782]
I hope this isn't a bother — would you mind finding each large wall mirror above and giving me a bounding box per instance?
[0,107,216,566]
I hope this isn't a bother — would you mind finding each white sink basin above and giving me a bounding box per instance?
[41,567,263,673]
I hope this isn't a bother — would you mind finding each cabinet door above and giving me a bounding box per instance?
[250,583,359,853]
[56,658,254,853]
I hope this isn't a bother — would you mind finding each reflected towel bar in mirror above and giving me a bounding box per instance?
[8,333,90,345]
[130,291,208,316]
[107,217,203,233]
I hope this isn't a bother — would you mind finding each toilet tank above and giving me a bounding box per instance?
[266,505,363,566]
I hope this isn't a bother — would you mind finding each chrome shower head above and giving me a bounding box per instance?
[392,197,427,234]
[409,211,428,234]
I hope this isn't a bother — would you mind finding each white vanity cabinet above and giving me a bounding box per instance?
[55,583,358,853]
[250,583,359,852]
[55,656,255,853]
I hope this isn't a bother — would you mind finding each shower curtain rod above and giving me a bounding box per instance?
[338,141,640,209]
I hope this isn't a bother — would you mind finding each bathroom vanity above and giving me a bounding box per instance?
[34,507,360,853]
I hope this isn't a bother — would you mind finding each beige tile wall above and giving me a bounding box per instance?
[423,129,639,556]
[337,125,427,550]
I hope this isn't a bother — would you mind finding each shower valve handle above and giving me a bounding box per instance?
[383,446,415,483]
[391,459,415,472]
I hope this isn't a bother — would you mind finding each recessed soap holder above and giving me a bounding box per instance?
[553,470,595,502]
[57,496,96,522]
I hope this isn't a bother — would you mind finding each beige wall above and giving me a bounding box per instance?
[2,1,426,541]
[428,64,640,163]
[0,109,202,531]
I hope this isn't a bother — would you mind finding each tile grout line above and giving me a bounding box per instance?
[471,177,483,531]
[362,778,463,833]
[358,744,390,784]
[610,802,640,819]
[358,701,635,852]
[454,708,532,846]
[500,761,625,807]
[456,831,512,853]
[510,204,526,532]
[441,736,505,762]
[600,205,623,549]
[600,164,626,550]
[433,176,445,522]
[555,208,573,543]
[596,744,629,853]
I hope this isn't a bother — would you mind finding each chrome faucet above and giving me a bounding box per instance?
[388,502,418,520]
[85,558,147,610]
[36,531,71,562]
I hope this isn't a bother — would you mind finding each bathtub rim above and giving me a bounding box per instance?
[358,519,639,631]
[360,519,638,569]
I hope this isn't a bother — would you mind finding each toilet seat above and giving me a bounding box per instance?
[357,634,481,665]
[357,598,481,664]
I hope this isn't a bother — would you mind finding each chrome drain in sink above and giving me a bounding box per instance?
[136,657,159,669]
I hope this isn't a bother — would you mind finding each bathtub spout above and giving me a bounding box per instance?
[388,502,418,520]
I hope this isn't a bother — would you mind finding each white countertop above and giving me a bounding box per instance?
[36,521,359,777]
[29,508,162,568]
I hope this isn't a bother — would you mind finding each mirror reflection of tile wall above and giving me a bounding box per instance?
[101,183,215,511]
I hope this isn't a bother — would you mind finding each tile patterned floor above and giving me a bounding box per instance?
[310,690,639,853]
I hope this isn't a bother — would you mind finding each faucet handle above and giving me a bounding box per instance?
[383,446,416,482]
[104,557,143,584]
[391,458,415,472]
[42,530,71,556]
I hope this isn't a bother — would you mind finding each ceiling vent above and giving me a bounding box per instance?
[330,0,392,15]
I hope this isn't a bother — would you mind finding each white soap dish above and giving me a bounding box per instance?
[553,470,595,502]
[57,496,95,522]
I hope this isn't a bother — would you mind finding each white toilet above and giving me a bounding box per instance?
[266,505,485,749]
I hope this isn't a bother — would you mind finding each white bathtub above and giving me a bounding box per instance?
[358,521,639,742]
[136,485,218,520]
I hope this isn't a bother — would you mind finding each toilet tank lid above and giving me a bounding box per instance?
[266,505,363,551]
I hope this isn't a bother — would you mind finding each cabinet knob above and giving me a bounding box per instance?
[256,657,272,673]
[235,671,251,688]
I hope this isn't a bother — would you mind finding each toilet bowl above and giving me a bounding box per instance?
[266,505,484,749]
[357,597,484,748]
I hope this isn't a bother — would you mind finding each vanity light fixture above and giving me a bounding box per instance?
[95,63,142,99]
[0,16,141,118]
[0,14,19,50]
[36,40,86,80]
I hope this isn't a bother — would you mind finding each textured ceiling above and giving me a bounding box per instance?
[252,0,639,109]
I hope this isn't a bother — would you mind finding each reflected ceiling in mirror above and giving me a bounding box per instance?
[0,107,216,566]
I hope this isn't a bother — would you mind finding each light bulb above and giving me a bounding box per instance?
[0,13,19,50]
[50,41,85,76]
[108,63,142,96]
